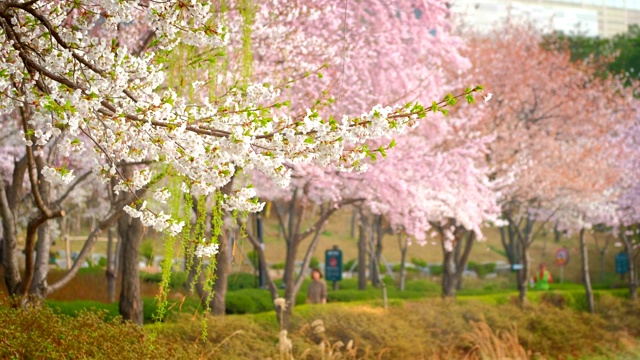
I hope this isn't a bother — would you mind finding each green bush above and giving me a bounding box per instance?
[309,256,320,270]
[47,300,119,319]
[97,256,108,267]
[467,262,497,278]
[246,250,260,269]
[403,280,440,293]
[271,262,285,270]
[140,240,155,265]
[227,272,258,291]
[430,264,444,276]
[0,306,180,359]
[343,258,357,271]
[410,257,428,268]
[225,289,274,314]
[140,271,188,290]
[392,263,420,273]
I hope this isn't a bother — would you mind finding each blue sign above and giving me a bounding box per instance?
[325,247,342,281]
[616,252,630,274]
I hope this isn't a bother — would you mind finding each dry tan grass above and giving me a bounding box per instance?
[463,320,530,360]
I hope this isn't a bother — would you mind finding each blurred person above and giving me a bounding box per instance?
[306,268,327,304]
[534,263,553,290]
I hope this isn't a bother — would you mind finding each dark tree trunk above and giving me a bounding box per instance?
[518,243,530,306]
[357,211,369,290]
[554,222,561,243]
[579,229,595,313]
[593,232,609,284]
[621,231,638,301]
[369,216,382,287]
[441,229,475,298]
[281,232,299,330]
[398,234,408,292]
[442,245,456,297]
[117,213,145,325]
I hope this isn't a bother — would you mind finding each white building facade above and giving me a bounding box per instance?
[451,0,640,37]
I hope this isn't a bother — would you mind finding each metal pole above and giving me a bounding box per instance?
[560,265,564,284]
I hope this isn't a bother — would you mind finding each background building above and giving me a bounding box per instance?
[451,0,640,37]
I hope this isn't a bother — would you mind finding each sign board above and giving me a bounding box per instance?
[555,248,569,267]
[616,252,630,274]
[325,246,342,282]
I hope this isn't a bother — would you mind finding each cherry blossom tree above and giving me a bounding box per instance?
[458,24,638,304]
[0,0,487,326]
[207,0,496,325]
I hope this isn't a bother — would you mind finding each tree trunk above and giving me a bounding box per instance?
[30,170,52,300]
[518,243,530,306]
[281,238,299,330]
[442,246,456,298]
[441,230,475,298]
[106,227,119,303]
[29,221,51,298]
[211,228,230,316]
[357,212,369,290]
[579,229,595,312]
[0,176,22,296]
[620,231,638,301]
[117,213,145,325]
[398,234,407,292]
[374,216,383,286]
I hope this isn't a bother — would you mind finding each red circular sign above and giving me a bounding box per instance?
[555,248,569,266]
[329,257,338,267]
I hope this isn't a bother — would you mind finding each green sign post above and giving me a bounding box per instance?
[325,245,342,290]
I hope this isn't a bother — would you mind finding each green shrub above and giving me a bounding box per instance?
[403,280,440,293]
[47,300,119,319]
[467,262,497,278]
[140,240,155,266]
[343,258,357,271]
[227,272,258,291]
[140,271,188,290]
[430,264,444,276]
[392,263,420,273]
[271,262,285,270]
[97,256,108,267]
[225,289,274,314]
[0,306,181,359]
[309,256,320,270]
[246,250,260,270]
[410,257,428,268]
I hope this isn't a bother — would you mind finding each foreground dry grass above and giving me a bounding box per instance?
[2,293,640,359]
[153,295,640,360]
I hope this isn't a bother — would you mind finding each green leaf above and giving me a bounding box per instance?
[465,94,475,104]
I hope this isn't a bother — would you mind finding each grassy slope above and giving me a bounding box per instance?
[37,206,631,288]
